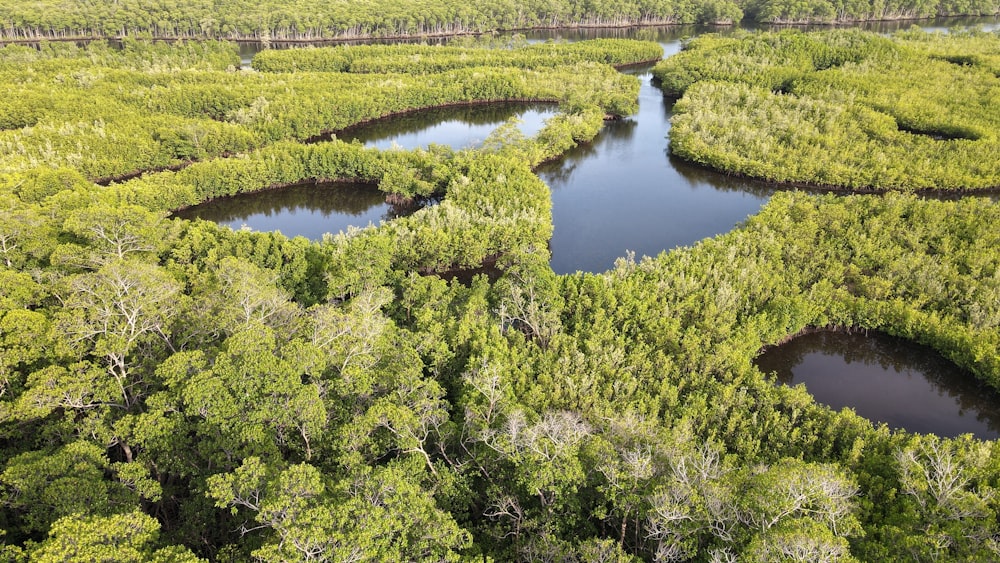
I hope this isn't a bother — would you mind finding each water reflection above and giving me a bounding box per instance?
[539,67,776,274]
[754,331,1000,439]
[172,181,418,239]
[335,103,558,150]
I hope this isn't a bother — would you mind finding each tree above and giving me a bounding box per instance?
[207,457,470,561]
[30,510,202,562]
[894,435,1000,560]
[0,442,141,537]
[61,204,170,266]
[56,259,182,412]
[181,325,326,462]
[0,199,47,269]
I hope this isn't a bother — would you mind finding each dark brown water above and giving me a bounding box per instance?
[172,181,419,239]
[754,331,1000,439]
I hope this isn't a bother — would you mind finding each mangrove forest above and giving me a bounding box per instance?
[1,16,1000,563]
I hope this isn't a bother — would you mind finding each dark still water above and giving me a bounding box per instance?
[539,67,776,274]
[173,181,416,239]
[336,103,558,150]
[754,331,1000,439]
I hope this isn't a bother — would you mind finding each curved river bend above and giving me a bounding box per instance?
[215,15,1000,274]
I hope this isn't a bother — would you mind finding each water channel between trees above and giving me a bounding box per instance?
[213,15,1000,275]
[183,16,1000,439]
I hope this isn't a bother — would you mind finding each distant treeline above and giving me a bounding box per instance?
[0,0,997,41]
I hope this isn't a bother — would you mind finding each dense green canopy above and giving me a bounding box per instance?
[1,32,999,563]
[654,28,1000,191]
[0,0,995,41]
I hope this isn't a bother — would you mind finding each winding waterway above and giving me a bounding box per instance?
[754,331,1000,439]
[540,63,778,274]
[185,16,1000,437]
[219,15,1000,271]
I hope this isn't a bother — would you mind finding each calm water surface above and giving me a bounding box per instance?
[336,103,557,150]
[754,331,1000,439]
[539,64,776,274]
[176,104,551,238]
[172,181,416,239]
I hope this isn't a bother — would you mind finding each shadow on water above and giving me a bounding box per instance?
[327,102,558,150]
[172,181,426,239]
[539,68,779,274]
[754,331,1000,439]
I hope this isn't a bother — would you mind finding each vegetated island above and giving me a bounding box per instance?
[654,27,1000,192]
[2,33,1000,563]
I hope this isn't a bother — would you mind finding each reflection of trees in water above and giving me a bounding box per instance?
[235,15,997,56]
[334,102,557,145]
[535,118,638,186]
[383,194,441,222]
[524,25,697,43]
[755,330,1000,434]
[175,182,390,223]
[667,154,783,199]
[432,263,503,285]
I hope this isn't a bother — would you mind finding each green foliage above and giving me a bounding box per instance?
[0,1,699,42]
[30,510,202,562]
[2,21,1000,563]
[252,39,663,73]
[0,442,143,537]
[655,30,1000,191]
[0,41,637,181]
[207,457,470,561]
[0,0,994,39]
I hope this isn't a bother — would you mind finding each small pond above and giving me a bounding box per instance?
[333,103,558,150]
[754,331,1000,439]
[172,181,419,239]
[174,103,553,239]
